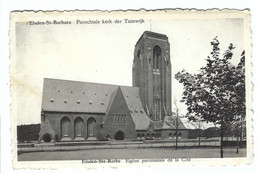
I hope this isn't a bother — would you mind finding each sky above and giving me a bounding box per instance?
[13,11,247,125]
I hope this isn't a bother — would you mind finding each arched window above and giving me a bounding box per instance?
[151,133,155,139]
[146,133,151,140]
[123,114,126,124]
[115,114,117,124]
[120,114,122,124]
[61,116,71,138]
[156,133,159,139]
[87,117,96,138]
[137,49,140,59]
[106,135,110,140]
[169,132,173,138]
[153,45,162,70]
[137,133,141,139]
[74,117,84,138]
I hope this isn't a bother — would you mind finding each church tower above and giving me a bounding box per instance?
[132,31,172,122]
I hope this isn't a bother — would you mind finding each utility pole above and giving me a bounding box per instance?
[198,120,201,147]
[175,100,179,150]
[175,113,179,150]
[236,117,241,154]
[240,118,244,147]
[173,98,181,150]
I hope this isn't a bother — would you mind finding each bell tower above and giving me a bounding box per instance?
[132,31,172,122]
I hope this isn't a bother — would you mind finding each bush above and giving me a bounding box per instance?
[203,127,220,138]
[17,124,40,142]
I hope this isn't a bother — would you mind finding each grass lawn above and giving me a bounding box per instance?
[18,147,246,161]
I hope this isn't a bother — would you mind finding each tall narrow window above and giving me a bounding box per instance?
[87,117,96,138]
[159,100,162,121]
[61,116,71,138]
[153,98,161,121]
[137,49,140,59]
[153,99,157,121]
[74,117,84,137]
[153,45,162,70]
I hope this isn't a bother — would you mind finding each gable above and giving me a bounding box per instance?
[120,86,151,130]
[104,87,135,127]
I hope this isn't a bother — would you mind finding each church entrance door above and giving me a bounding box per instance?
[114,130,125,140]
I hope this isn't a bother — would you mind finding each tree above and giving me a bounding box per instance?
[175,37,246,158]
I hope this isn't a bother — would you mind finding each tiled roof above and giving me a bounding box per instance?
[42,78,119,113]
[120,87,151,130]
[100,87,119,124]
[42,78,151,130]
[153,121,164,129]
[180,117,215,130]
[162,116,187,129]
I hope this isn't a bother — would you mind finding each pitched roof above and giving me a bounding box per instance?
[153,121,164,129]
[162,116,187,129]
[42,78,151,130]
[100,87,119,124]
[120,86,151,130]
[180,117,215,130]
[42,78,119,113]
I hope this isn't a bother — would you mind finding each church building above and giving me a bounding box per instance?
[38,31,188,142]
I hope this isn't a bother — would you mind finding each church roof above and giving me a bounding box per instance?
[120,87,151,130]
[162,115,187,130]
[42,78,151,130]
[42,78,120,113]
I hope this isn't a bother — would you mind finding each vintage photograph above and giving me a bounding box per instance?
[10,10,252,167]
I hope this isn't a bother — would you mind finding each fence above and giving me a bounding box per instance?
[18,139,221,154]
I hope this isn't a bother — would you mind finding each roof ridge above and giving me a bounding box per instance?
[44,78,138,88]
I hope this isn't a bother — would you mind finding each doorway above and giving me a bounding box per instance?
[114,130,125,140]
[42,133,52,142]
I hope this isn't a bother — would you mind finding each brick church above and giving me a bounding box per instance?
[39,31,188,142]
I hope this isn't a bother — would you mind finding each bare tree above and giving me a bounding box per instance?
[173,98,180,150]
[188,116,203,146]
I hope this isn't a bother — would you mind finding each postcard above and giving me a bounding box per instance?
[10,9,252,169]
